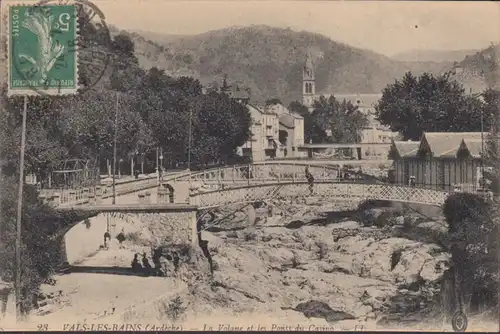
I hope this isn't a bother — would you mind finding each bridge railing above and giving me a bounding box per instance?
[43,175,159,207]
[163,162,352,185]
[189,181,449,209]
[45,161,481,208]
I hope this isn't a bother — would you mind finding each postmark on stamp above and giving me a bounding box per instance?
[6,0,112,96]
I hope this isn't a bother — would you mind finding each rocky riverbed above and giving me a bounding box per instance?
[103,197,456,330]
[11,197,498,331]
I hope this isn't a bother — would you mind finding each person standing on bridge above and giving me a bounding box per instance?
[409,176,416,188]
[305,167,314,195]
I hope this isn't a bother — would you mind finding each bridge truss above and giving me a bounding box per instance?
[190,181,448,209]
[166,161,382,189]
[48,161,450,209]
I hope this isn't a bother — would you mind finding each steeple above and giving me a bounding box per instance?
[302,49,315,111]
[303,50,315,80]
[220,74,231,94]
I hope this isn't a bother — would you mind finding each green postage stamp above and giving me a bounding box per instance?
[7,2,78,96]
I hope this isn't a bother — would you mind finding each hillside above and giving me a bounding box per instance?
[110,25,453,104]
[392,48,482,62]
[451,44,500,92]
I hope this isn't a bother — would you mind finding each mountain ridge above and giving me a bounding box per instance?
[109,25,493,103]
[392,48,483,62]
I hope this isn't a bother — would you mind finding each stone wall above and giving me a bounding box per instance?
[121,211,196,248]
[62,208,197,265]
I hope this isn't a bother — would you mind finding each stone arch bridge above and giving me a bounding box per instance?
[50,161,449,257]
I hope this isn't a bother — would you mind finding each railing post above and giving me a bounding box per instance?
[69,190,76,204]
[145,191,151,204]
[51,193,61,207]
[138,193,145,204]
[278,162,281,183]
[248,164,251,186]
[83,187,89,202]
[88,193,96,205]
[233,166,236,183]
[95,186,102,204]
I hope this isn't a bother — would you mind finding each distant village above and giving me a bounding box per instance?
[198,51,491,193]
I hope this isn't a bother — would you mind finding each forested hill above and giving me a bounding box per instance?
[452,44,500,92]
[109,25,452,104]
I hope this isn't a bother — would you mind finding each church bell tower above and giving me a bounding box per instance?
[302,50,315,111]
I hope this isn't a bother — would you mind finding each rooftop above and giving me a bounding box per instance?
[420,132,486,158]
[315,93,383,108]
[459,139,484,158]
[389,140,420,158]
[248,103,277,115]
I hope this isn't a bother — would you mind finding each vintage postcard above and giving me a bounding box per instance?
[0,0,499,331]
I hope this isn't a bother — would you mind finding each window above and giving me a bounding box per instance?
[305,82,313,94]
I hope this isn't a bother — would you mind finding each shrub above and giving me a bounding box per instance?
[124,231,149,246]
[164,296,187,321]
[374,211,394,228]
[357,208,377,227]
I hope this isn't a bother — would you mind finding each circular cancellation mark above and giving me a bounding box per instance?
[10,0,112,95]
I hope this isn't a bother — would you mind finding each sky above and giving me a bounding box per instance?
[88,0,500,56]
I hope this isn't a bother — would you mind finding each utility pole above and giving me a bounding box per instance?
[188,108,192,171]
[159,147,164,185]
[481,105,485,191]
[112,92,119,205]
[156,147,159,186]
[15,96,28,320]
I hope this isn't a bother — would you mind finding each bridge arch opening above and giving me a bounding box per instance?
[162,183,175,203]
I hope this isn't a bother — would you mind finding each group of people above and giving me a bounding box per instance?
[103,229,126,249]
[131,253,155,275]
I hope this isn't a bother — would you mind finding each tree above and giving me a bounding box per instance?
[376,72,489,140]
[194,92,252,164]
[77,4,114,91]
[0,7,157,319]
[311,95,369,144]
[109,34,144,93]
[266,98,282,105]
[482,89,500,194]
[58,89,154,164]
[443,193,499,313]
